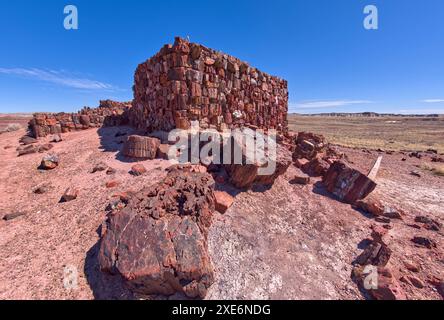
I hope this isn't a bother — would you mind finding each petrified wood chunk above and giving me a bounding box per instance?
[19,136,38,145]
[353,266,406,300]
[17,145,39,156]
[61,187,79,202]
[98,167,216,299]
[224,131,292,189]
[323,161,376,204]
[293,132,326,160]
[214,191,234,213]
[130,164,147,176]
[2,212,26,221]
[355,241,392,267]
[40,154,59,170]
[122,135,160,159]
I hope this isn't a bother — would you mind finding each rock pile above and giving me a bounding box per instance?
[293,132,326,161]
[290,132,342,177]
[98,166,216,299]
[130,37,288,133]
[29,100,132,138]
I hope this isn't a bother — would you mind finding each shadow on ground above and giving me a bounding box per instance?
[312,181,374,219]
[84,235,134,300]
[97,126,142,163]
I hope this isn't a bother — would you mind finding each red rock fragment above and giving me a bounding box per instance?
[106,180,120,188]
[353,266,406,300]
[290,168,310,185]
[214,191,234,213]
[61,187,79,202]
[40,154,59,170]
[130,164,147,176]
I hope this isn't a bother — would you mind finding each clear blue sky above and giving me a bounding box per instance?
[0,0,443,114]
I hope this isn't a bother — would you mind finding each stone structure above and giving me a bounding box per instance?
[29,38,289,139]
[130,37,288,133]
[29,100,132,138]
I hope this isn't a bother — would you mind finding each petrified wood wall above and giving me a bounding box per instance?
[29,100,132,138]
[131,37,288,133]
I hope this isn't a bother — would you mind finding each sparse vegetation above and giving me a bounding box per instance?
[0,114,32,132]
[288,115,444,153]
[420,163,444,176]
[4,123,22,132]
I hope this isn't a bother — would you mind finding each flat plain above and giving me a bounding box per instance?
[288,115,444,154]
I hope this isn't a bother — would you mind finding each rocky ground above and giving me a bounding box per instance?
[0,127,442,300]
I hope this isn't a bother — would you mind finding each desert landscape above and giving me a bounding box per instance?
[288,114,444,155]
[0,114,32,132]
[1,114,443,300]
[0,37,443,301]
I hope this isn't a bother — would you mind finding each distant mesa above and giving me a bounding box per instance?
[291,112,441,117]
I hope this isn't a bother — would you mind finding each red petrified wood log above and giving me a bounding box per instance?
[322,161,377,204]
[98,166,216,299]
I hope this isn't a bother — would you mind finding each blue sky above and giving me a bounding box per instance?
[0,0,443,114]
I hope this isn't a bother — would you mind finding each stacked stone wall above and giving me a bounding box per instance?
[130,37,288,133]
[29,100,132,138]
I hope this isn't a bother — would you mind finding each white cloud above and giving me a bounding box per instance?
[290,99,373,109]
[0,67,116,91]
[421,99,444,103]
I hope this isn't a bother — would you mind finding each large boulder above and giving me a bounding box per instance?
[323,161,377,204]
[123,135,160,159]
[98,167,216,299]
[224,131,292,189]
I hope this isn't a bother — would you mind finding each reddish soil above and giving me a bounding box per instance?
[0,128,442,300]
